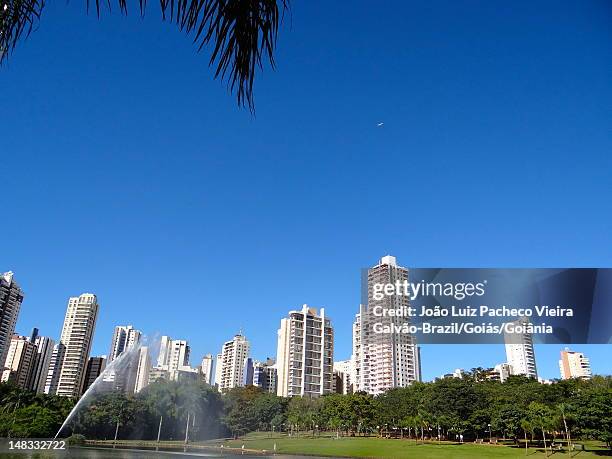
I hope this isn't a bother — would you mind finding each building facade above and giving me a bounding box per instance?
[504,317,538,379]
[148,366,168,384]
[559,348,592,380]
[134,346,151,393]
[0,272,24,367]
[157,336,189,371]
[108,325,142,362]
[103,325,143,393]
[200,354,214,385]
[1,335,36,389]
[253,359,277,394]
[333,359,354,394]
[55,293,99,397]
[82,356,106,393]
[155,336,197,381]
[243,357,254,386]
[29,335,55,393]
[353,256,421,395]
[216,334,250,392]
[276,304,334,398]
[44,343,65,395]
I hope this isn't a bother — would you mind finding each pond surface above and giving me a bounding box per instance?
[0,445,337,459]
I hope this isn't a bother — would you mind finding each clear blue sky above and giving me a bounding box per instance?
[1,1,610,381]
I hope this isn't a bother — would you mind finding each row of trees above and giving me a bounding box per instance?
[222,375,611,451]
[1,374,610,449]
[0,383,74,438]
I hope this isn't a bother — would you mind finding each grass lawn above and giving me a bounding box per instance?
[222,432,608,458]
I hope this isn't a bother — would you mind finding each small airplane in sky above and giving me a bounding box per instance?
[377,122,384,127]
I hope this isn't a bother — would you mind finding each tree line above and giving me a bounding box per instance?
[1,373,610,450]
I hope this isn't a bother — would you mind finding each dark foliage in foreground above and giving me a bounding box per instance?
[0,382,75,437]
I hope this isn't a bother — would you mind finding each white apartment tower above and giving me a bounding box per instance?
[44,343,65,395]
[216,334,250,392]
[108,325,142,362]
[504,317,538,379]
[157,336,172,368]
[103,325,143,393]
[56,293,99,397]
[0,272,24,367]
[1,335,37,389]
[154,336,197,381]
[559,348,592,380]
[214,352,222,387]
[276,304,334,398]
[352,313,362,391]
[157,336,190,372]
[134,346,151,393]
[200,354,214,385]
[353,256,421,395]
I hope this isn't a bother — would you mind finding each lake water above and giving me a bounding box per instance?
[0,446,335,459]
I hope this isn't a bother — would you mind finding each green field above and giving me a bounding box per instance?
[222,432,608,458]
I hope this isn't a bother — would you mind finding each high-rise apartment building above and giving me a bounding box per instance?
[82,356,106,393]
[243,357,254,385]
[0,272,24,367]
[559,348,592,380]
[1,335,36,389]
[214,352,222,387]
[352,312,362,390]
[504,317,538,379]
[200,354,214,385]
[253,358,277,394]
[44,343,65,394]
[29,335,55,393]
[276,304,334,398]
[134,346,151,393]
[55,293,99,397]
[353,256,421,395]
[103,325,142,393]
[108,325,141,362]
[216,333,250,392]
[157,336,172,368]
[155,336,196,381]
[157,336,190,371]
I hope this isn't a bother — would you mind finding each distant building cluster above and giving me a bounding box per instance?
[436,324,592,384]
[0,258,595,399]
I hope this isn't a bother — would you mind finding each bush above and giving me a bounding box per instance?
[66,434,86,445]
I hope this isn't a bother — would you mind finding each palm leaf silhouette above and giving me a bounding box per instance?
[0,0,288,111]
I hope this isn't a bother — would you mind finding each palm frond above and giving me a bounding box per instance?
[0,1,45,61]
[0,0,289,111]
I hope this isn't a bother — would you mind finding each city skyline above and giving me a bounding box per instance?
[1,2,610,454]
[2,267,610,389]
[2,1,610,389]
